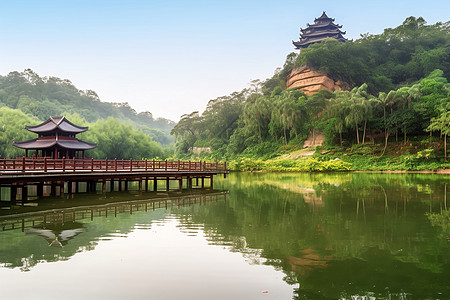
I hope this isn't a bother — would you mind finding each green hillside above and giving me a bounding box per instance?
[0,69,175,145]
[171,17,450,170]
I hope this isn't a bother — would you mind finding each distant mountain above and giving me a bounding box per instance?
[0,69,175,145]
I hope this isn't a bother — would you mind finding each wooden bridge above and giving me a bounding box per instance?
[0,158,228,201]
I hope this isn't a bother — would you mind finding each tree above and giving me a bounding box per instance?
[427,107,450,161]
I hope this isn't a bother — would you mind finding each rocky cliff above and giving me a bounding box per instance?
[286,66,346,95]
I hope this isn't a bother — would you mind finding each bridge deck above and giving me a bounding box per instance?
[0,158,228,183]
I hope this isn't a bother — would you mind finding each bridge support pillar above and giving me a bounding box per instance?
[37,182,44,197]
[21,185,28,201]
[187,177,192,190]
[10,185,17,202]
[153,178,158,192]
[60,181,65,198]
[50,182,56,196]
[166,178,170,192]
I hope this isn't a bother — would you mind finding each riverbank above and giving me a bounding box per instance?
[225,144,449,172]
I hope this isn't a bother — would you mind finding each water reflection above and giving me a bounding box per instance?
[0,172,448,299]
[0,192,228,272]
[26,222,85,248]
[211,173,449,300]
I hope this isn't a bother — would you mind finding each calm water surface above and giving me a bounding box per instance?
[0,173,448,300]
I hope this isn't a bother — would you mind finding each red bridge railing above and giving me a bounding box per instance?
[0,158,227,174]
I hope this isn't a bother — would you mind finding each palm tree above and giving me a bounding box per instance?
[427,108,450,161]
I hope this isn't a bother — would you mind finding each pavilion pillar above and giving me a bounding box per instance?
[25,149,28,158]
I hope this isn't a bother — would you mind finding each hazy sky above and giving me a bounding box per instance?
[0,0,448,121]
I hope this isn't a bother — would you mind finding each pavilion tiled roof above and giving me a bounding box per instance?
[13,136,97,150]
[26,116,89,134]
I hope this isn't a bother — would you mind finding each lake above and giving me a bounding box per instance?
[0,172,448,300]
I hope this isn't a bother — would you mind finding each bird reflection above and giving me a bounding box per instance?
[25,222,85,248]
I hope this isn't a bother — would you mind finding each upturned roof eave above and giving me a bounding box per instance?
[13,137,97,150]
[301,29,346,38]
[25,116,89,134]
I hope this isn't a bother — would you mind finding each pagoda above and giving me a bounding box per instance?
[13,116,97,159]
[293,11,346,51]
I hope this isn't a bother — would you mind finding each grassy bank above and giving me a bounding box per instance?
[225,143,449,172]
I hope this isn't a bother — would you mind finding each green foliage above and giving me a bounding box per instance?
[0,107,37,158]
[237,158,265,171]
[295,17,450,91]
[81,118,164,159]
[227,157,352,172]
[0,69,175,145]
[168,17,449,168]
[0,108,165,159]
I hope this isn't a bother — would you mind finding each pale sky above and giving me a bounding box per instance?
[0,0,449,121]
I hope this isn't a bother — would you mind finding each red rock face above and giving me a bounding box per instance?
[286,66,346,95]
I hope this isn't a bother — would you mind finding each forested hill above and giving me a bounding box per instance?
[171,17,450,169]
[0,69,175,144]
[293,16,450,93]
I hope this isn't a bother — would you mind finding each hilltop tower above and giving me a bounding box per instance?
[292,11,347,51]
[287,12,348,95]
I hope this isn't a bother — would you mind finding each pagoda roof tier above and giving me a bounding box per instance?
[13,136,97,150]
[293,35,346,48]
[301,28,346,39]
[301,22,343,32]
[26,116,89,134]
[293,12,346,50]
[314,11,334,22]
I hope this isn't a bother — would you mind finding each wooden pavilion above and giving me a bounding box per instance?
[13,116,97,159]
